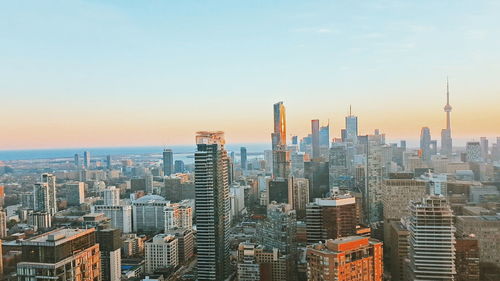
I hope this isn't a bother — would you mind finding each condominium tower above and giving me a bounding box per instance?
[195,131,231,280]
[408,196,456,280]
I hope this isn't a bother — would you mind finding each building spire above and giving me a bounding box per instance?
[446,76,450,106]
[349,104,352,116]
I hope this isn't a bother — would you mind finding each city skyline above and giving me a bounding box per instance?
[1,1,500,150]
[3,1,500,280]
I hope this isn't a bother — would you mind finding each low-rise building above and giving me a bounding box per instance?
[145,234,178,274]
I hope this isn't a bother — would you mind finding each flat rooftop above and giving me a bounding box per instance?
[24,228,93,246]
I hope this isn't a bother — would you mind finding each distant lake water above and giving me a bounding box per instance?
[0,144,269,161]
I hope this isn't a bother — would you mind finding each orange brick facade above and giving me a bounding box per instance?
[307,236,383,281]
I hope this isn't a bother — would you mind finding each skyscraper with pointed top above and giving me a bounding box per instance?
[345,105,358,144]
[272,102,290,178]
[272,101,286,150]
[441,78,453,157]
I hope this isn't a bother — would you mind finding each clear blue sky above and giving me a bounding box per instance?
[1,0,499,149]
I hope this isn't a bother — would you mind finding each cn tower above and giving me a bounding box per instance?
[441,78,453,157]
[444,78,452,130]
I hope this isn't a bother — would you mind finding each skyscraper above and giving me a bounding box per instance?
[329,143,348,188]
[272,102,286,150]
[40,173,57,215]
[311,119,320,159]
[259,203,297,280]
[106,155,112,170]
[430,139,438,156]
[240,147,247,171]
[74,153,79,167]
[381,178,427,248]
[479,137,489,161]
[319,124,330,159]
[306,194,357,244]
[33,184,56,219]
[365,138,384,223]
[272,102,290,178]
[195,131,231,280]
[273,149,291,178]
[408,196,456,280]
[441,78,453,157]
[174,160,185,173]
[163,148,174,176]
[288,177,309,219]
[83,150,90,169]
[268,178,289,204]
[304,160,329,200]
[345,106,358,144]
[466,141,481,162]
[388,220,410,281]
[66,182,85,206]
[96,228,122,281]
[420,127,431,162]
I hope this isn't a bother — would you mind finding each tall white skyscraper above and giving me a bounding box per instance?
[40,173,57,215]
[195,131,231,280]
[408,196,456,280]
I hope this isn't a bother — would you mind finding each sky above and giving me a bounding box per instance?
[1,0,499,150]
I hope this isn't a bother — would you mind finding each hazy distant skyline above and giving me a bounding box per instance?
[1,1,499,150]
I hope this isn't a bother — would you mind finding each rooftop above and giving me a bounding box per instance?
[195,131,225,145]
[133,194,168,204]
[309,236,382,254]
[24,228,94,246]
